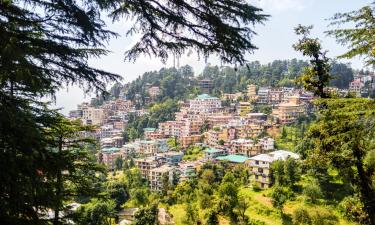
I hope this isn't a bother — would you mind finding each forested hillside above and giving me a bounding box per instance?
[94,59,353,106]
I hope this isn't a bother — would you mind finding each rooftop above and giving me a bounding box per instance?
[215,154,250,163]
[204,148,224,154]
[195,94,219,100]
[101,147,120,153]
[144,127,157,132]
[250,150,299,162]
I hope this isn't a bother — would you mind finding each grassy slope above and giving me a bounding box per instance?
[168,187,356,225]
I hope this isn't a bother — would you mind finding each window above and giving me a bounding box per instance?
[258,168,263,173]
[255,160,259,165]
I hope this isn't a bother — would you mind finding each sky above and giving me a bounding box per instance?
[54,0,373,115]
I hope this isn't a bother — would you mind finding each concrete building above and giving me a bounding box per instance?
[248,150,299,188]
[272,95,307,124]
[237,102,253,117]
[101,147,123,170]
[230,139,261,157]
[148,165,175,191]
[349,79,363,97]
[148,86,161,99]
[82,106,105,125]
[189,94,221,113]
[199,79,213,94]
[247,84,257,101]
[204,148,226,160]
[135,157,160,178]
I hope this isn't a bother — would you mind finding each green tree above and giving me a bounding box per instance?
[205,209,219,225]
[327,2,375,66]
[271,185,288,214]
[183,203,199,225]
[301,98,375,224]
[133,204,159,225]
[106,181,129,210]
[115,157,123,171]
[303,180,323,204]
[293,25,331,98]
[235,196,250,225]
[75,200,116,225]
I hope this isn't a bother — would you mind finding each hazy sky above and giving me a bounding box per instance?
[54,0,373,115]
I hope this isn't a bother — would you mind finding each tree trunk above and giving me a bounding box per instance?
[53,136,63,225]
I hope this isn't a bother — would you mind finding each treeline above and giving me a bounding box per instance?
[92,59,354,107]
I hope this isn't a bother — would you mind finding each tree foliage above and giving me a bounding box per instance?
[327,2,375,66]
[109,0,268,64]
[302,98,375,224]
[293,25,331,98]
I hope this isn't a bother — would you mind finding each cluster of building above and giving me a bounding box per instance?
[68,81,313,191]
[348,72,375,97]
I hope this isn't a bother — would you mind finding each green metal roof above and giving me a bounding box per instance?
[101,147,120,153]
[143,127,156,132]
[195,94,219,100]
[215,154,249,163]
[204,148,223,154]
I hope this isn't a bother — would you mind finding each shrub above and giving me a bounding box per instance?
[310,209,338,225]
[303,181,322,204]
[293,208,312,225]
[338,196,368,224]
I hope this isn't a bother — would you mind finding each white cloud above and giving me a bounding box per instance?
[250,0,313,13]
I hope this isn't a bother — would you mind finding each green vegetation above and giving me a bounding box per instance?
[183,146,205,161]
[123,99,180,141]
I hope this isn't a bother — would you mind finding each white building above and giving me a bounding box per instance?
[189,94,222,113]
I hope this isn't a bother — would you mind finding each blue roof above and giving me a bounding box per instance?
[216,154,249,163]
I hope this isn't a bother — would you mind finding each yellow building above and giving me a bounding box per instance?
[247,84,257,101]
[238,102,253,117]
[272,95,307,124]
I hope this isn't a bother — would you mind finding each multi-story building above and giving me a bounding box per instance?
[144,128,164,140]
[248,150,299,188]
[148,86,161,99]
[189,94,222,113]
[148,165,175,191]
[100,147,123,170]
[222,92,243,101]
[180,135,202,148]
[349,79,363,97]
[230,139,261,157]
[135,157,160,178]
[238,122,265,139]
[82,106,105,125]
[178,163,197,181]
[258,137,275,152]
[100,136,124,148]
[256,87,284,105]
[247,84,257,101]
[204,148,226,160]
[205,127,236,147]
[199,79,213,94]
[237,102,253,117]
[159,121,183,137]
[272,95,307,124]
[206,114,235,128]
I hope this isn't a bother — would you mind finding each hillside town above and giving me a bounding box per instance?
[68,81,313,188]
[68,69,375,194]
